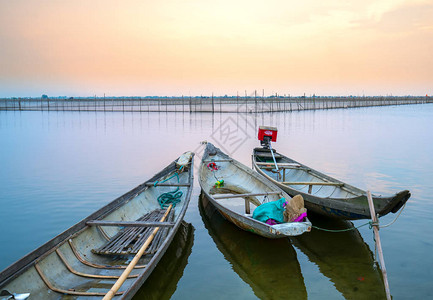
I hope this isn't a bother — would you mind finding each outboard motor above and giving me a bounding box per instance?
[257,126,279,171]
[258,126,278,149]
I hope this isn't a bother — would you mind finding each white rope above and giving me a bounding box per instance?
[379,203,407,228]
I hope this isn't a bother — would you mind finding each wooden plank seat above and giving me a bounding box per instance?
[212,192,282,214]
[255,153,283,159]
[256,162,312,172]
[92,209,174,256]
[212,191,282,199]
[145,182,191,187]
[282,181,344,194]
[202,159,234,163]
[255,162,301,167]
[282,182,344,186]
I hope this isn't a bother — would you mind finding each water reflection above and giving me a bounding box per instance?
[132,221,194,300]
[2,105,432,299]
[199,193,308,299]
[291,213,386,299]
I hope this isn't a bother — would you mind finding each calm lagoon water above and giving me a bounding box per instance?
[1,104,432,299]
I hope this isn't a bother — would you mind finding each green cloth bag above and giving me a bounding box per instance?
[252,197,286,223]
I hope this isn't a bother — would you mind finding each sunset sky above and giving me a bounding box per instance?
[1,0,432,97]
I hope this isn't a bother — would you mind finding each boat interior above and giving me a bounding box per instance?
[254,148,362,199]
[1,164,192,299]
[201,157,285,216]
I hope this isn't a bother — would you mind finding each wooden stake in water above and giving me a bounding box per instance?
[367,191,391,300]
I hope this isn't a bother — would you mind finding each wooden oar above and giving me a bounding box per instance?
[102,204,173,300]
[367,191,391,300]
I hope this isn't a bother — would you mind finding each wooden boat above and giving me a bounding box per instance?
[199,143,311,238]
[0,152,194,300]
[199,193,308,298]
[252,147,410,220]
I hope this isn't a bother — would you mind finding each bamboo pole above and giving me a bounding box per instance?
[367,191,391,300]
[102,204,173,300]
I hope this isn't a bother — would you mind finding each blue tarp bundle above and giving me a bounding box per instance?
[252,198,286,223]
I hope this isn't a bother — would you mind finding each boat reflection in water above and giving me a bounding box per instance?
[290,212,387,299]
[199,192,308,299]
[132,221,194,300]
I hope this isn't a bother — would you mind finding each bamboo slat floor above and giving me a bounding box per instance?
[92,209,174,255]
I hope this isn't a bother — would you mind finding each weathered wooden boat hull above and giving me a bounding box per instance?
[0,154,194,299]
[252,148,410,220]
[199,143,311,239]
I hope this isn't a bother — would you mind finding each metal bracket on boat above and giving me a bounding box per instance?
[262,194,269,204]
[0,290,30,300]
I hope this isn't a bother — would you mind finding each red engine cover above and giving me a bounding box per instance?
[258,126,278,142]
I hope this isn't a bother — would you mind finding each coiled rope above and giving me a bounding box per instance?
[154,166,184,209]
[158,187,183,209]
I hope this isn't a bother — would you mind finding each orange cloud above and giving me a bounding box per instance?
[0,0,432,96]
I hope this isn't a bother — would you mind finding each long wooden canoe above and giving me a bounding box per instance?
[199,143,311,238]
[0,152,194,299]
[252,147,410,220]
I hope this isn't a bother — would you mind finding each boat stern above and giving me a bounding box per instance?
[269,219,312,237]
